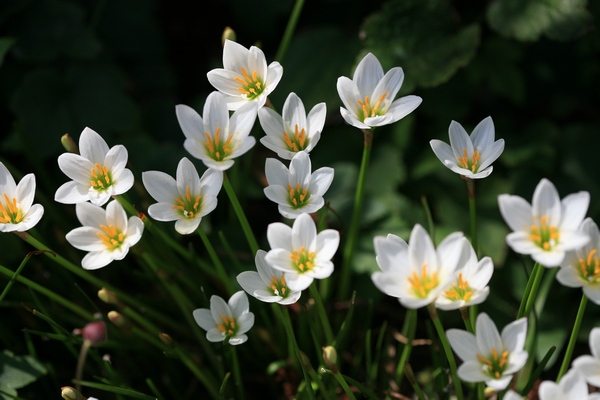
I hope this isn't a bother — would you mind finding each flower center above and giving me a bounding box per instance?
[90,163,113,191]
[289,246,315,272]
[204,127,234,161]
[407,264,439,298]
[235,67,264,100]
[0,193,23,224]
[217,315,237,336]
[283,124,308,152]
[477,347,509,379]
[457,149,481,173]
[172,185,203,219]
[268,274,289,297]
[529,215,560,251]
[357,93,387,121]
[96,224,124,250]
[578,249,600,283]
[443,273,473,302]
[287,183,310,209]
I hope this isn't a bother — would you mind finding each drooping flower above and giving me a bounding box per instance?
[258,92,326,159]
[371,224,464,309]
[55,127,134,206]
[0,162,44,232]
[236,250,302,305]
[192,291,255,345]
[538,368,600,400]
[207,39,283,111]
[65,200,144,270]
[573,327,600,388]
[176,91,258,171]
[265,212,340,292]
[435,238,493,310]
[336,52,422,130]
[263,151,334,219]
[446,313,528,391]
[557,218,600,304]
[498,178,590,267]
[142,157,223,235]
[430,116,505,179]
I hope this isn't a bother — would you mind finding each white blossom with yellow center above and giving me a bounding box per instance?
[430,116,505,179]
[0,162,44,232]
[65,200,144,270]
[55,127,134,206]
[499,178,590,267]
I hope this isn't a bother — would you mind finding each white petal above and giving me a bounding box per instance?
[315,229,340,261]
[55,181,89,204]
[142,171,178,203]
[228,291,249,318]
[374,234,409,273]
[265,158,289,187]
[475,313,502,356]
[106,200,127,232]
[354,53,384,95]
[309,167,334,197]
[380,95,422,124]
[532,178,561,226]
[79,127,109,164]
[470,116,495,149]
[446,329,479,362]
[58,153,96,184]
[176,104,204,140]
[66,226,105,251]
[267,222,293,251]
[292,213,317,250]
[448,120,473,161]
[193,308,216,331]
[75,202,106,227]
[456,360,489,383]
[174,217,201,235]
[501,317,527,354]
[560,191,590,231]
[285,272,313,292]
[81,250,113,270]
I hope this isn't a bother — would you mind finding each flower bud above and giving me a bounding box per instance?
[60,134,79,153]
[61,386,84,400]
[322,346,338,373]
[158,332,173,347]
[221,26,236,45]
[107,311,130,329]
[81,321,107,346]
[97,288,120,306]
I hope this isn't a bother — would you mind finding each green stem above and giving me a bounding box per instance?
[0,253,31,303]
[464,178,477,254]
[332,370,356,400]
[309,283,335,345]
[274,0,305,63]
[339,129,373,301]
[222,173,259,255]
[229,345,245,400]
[198,227,234,295]
[395,309,417,383]
[459,307,474,333]
[556,294,588,381]
[518,263,545,319]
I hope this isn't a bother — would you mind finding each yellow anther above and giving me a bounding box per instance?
[97,224,124,250]
[407,264,439,298]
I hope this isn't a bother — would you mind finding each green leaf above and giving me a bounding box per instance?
[0,350,46,400]
[487,0,593,42]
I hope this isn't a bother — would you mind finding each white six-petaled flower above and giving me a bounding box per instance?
[264,151,334,219]
[192,291,255,345]
[265,212,340,292]
[336,52,422,130]
[498,178,590,267]
[371,224,464,309]
[65,200,144,270]
[142,157,223,235]
[430,116,505,179]
[573,327,600,388]
[176,91,258,171]
[0,162,44,232]
[55,127,134,206]
[236,250,302,305]
[258,92,326,160]
[538,368,600,400]
[207,39,283,111]
[446,312,528,391]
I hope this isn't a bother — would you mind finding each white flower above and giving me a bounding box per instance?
[55,127,134,206]
[446,313,528,391]
[435,238,493,310]
[430,116,505,179]
[498,178,590,267]
[264,151,334,219]
[573,327,600,388]
[236,250,302,305]
[142,157,222,235]
[265,213,340,291]
[371,224,464,309]
[258,92,326,159]
[504,390,525,400]
[176,91,258,171]
[207,39,283,111]
[557,218,600,304]
[336,52,422,130]
[192,291,255,345]
[0,162,44,232]
[65,200,144,270]
[538,368,600,400]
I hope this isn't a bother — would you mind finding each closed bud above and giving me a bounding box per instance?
[108,311,129,329]
[60,134,79,153]
[81,321,107,346]
[98,288,120,306]
[158,332,173,347]
[322,346,338,373]
[61,386,85,400]
[221,26,236,45]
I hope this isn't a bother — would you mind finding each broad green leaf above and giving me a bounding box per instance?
[0,350,46,400]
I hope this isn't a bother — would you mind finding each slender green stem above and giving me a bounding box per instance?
[222,173,259,255]
[198,227,234,295]
[464,178,477,254]
[420,195,435,242]
[274,0,305,63]
[0,253,31,303]
[518,263,545,319]
[339,129,373,301]
[427,304,464,400]
[395,309,417,383]
[459,307,474,333]
[331,370,356,400]
[309,283,335,345]
[229,345,245,400]
[404,363,426,400]
[557,294,588,381]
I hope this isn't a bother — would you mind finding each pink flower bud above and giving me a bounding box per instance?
[81,321,107,346]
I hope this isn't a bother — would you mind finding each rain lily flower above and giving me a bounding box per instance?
[336,52,422,130]
[192,291,255,345]
[207,39,283,110]
[446,313,528,391]
[573,327,600,387]
[435,238,493,310]
[557,218,600,304]
[265,212,340,292]
[263,151,334,219]
[176,91,258,171]
[55,127,134,206]
[236,250,302,305]
[65,200,144,270]
[258,92,326,159]
[0,162,44,232]
[371,224,465,309]
[498,178,590,267]
[430,116,505,179]
[142,157,223,235]
[503,391,525,400]
[538,368,600,400]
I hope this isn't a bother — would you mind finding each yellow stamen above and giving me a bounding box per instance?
[407,264,439,298]
[96,224,124,250]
